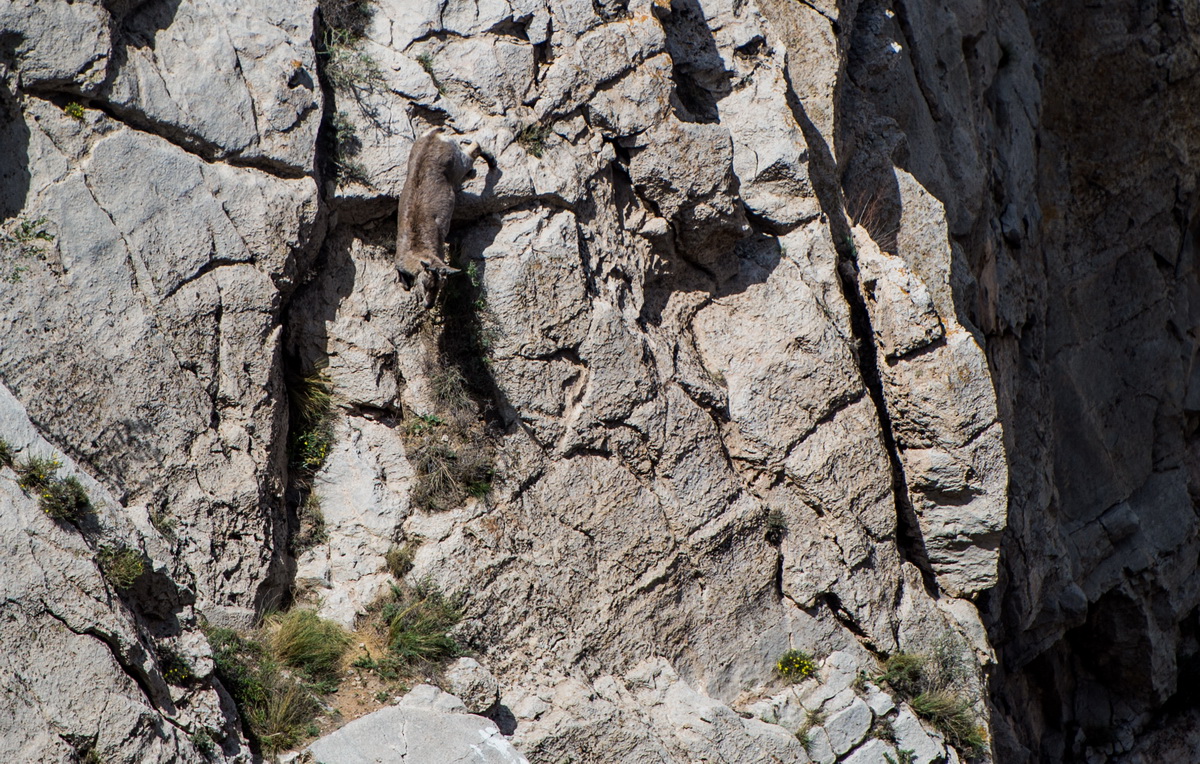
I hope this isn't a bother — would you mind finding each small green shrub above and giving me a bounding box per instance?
[16,455,58,492]
[40,475,91,522]
[516,122,552,158]
[0,438,12,468]
[267,609,351,686]
[98,546,145,590]
[190,729,216,757]
[404,414,446,436]
[884,750,916,764]
[63,101,85,121]
[17,456,93,523]
[159,645,196,686]
[322,29,386,91]
[880,652,927,697]
[776,649,816,682]
[207,627,269,709]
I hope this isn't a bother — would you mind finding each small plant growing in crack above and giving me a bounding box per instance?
[516,122,552,158]
[384,541,417,579]
[796,707,824,752]
[764,508,787,545]
[288,368,335,477]
[63,101,86,121]
[159,643,197,686]
[0,438,13,469]
[98,545,145,590]
[190,729,216,757]
[292,492,328,554]
[149,505,177,542]
[329,110,372,187]
[16,455,92,523]
[1,216,55,282]
[322,29,386,92]
[414,52,446,95]
[776,649,816,682]
[877,636,988,758]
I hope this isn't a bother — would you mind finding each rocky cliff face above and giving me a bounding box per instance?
[0,0,1195,762]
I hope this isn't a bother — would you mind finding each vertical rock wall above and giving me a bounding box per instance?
[0,0,1196,762]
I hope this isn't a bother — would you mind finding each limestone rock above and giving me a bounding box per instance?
[445,657,502,714]
[305,687,529,764]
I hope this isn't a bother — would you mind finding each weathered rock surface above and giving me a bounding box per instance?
[1,0,1197,761]
[303,685,529,763]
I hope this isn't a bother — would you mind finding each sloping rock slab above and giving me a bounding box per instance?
[305,695,528,763]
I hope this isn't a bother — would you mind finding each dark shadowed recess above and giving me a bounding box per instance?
[830,0,1200,761]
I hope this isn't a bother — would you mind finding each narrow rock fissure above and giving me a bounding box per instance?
[773,61,940,595]
[42,605,163,712]
[26,90,310,180]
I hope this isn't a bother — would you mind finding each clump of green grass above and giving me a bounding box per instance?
[910,691,986,754]
[796,708,824,751]
[98,545,145,590]
[516,122,552,158]
[384,542,417,579]
[878,638,989,759]
[17,456,93,523]
[361,581,462,672]
[293,493,328,554]
[0,438,13,468]
[288,369,335,476]
[267,609,351,687]
[776,649,816,682]
[63,101,85,121]
[884,750,917,764]
[206,609,348,756]
[246,670,318,753]
[1,216,55,283]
